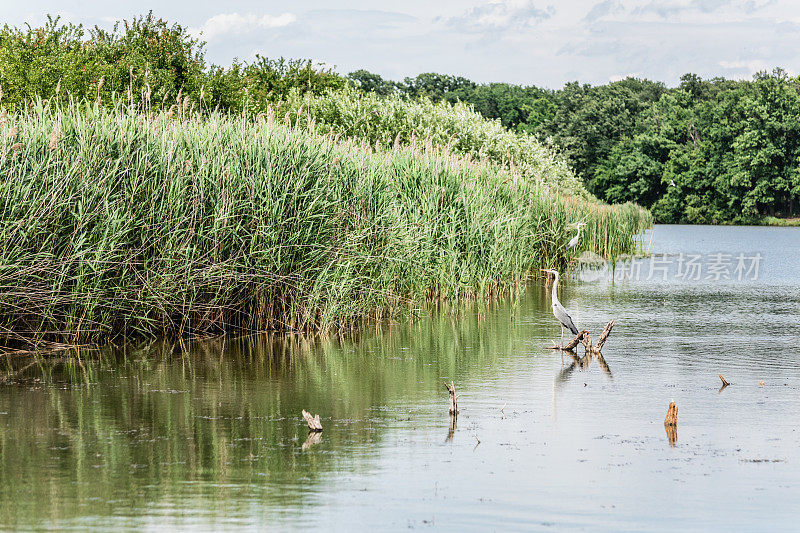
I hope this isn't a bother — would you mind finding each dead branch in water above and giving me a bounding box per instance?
[718,374,730,387]
[302,409,323,432]
[548,321,615,355]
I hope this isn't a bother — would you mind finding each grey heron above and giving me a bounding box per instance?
[540,268,579,347]
[566,222,587,251]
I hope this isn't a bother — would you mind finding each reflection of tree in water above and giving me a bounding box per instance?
[0,297,534,528]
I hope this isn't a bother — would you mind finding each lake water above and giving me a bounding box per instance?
[1,225,799,531]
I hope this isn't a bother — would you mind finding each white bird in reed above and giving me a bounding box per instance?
[566,222,587,251]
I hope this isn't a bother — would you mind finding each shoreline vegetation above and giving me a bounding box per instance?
[0,100,649,347]
[0,14,651,347]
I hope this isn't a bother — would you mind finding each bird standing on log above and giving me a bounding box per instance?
[540,268,579,347]
[566,222,587,251]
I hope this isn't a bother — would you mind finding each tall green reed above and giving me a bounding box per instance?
[0,100,648,346]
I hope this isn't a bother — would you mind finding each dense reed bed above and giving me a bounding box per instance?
[275,87,592,199]
[0,101,650,346]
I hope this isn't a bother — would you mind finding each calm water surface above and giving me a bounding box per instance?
[1,225,799,531]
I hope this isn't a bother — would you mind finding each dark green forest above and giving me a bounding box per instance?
[2,14,799,224]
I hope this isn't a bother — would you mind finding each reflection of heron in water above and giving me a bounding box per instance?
[540,268,579,347]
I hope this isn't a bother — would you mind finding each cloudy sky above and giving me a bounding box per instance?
[4,0,797,88]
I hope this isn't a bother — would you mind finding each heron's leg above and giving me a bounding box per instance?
[560,325,564,348]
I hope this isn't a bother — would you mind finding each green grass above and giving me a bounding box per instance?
[0,100,650,347]
[761,216,800,226]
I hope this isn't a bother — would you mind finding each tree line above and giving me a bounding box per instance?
[2,14,798,224]
[351,69,800,224]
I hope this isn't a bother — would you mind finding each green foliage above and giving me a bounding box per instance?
[0,15,346,113]
[347,69,400,96]
[401,72,477,102]
[280,86,592,199]
[0,13,205,109]
[243,56,346,106]
[348,67,800,224]
[597,69,800,223]
[537,78,668,186]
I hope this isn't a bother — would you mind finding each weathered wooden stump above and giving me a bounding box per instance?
[445,381,459,415]
[302,409,323,432]
[664,401,678,426]
[664,401,678,447]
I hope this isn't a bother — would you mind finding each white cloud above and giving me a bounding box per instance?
[584,1,624,22]
[445,0,554,35]
[190,12,297,42]
[718,59,772,75]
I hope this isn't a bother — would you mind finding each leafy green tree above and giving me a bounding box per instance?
[537,78,667,183]
[0,13,205,109]
[401,72,476,102]
[347,69,398,96]
[242,56,345,109]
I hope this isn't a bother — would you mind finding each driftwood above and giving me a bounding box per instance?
[302,409,323,432]
[718,374,730,387]
[445,381,459,415]
[548,321,615,355]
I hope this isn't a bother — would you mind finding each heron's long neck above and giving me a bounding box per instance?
[551,273,559,302]
[576,226,582,239]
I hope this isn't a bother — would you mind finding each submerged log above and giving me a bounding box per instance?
[302,409,323,432]
[445,381,459,415]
